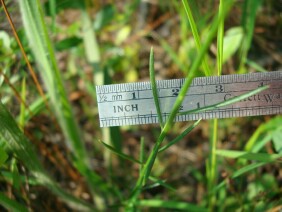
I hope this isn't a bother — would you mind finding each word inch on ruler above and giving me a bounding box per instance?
[96,71,282,127]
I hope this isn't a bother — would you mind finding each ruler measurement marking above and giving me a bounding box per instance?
[97,71,282,127]
[97,86,281,104]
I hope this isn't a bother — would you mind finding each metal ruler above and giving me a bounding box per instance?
[96,71,282,127]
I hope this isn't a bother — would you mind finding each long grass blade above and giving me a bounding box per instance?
[179,85,268,116]
[19,77,26,130]
[0,192,28,212]
[98,140,143,164]
[1,0,49,110]
[17,0,111,201]
[181,0,211,76]
[0,145,8,167]
[136,199,206,211]
[126,0,235,207]
[0,101,93,210]
[208,0,224,208]
[147,176,176,192]
[158,119,201,153]
[239,0,263,71]
[214,162,266,192]
[216,149,282,163]
[149,47,164,128]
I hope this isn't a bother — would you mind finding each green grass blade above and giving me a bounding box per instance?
[149,47,164,128]
[158,38,187,73]
[163,0,234,133]
[98,140,143,164]
[181,0,211,76]
[245,117,282,152]
[0,192,28,212]
[179,85,268,116]
[216,149,282,163]
[214,162,266,192]
[0,145,8,167]
[136,199,207,211]
[245,59,267,72]
[158,119,201,153]
[48,0,56,32]
[139,137,145,177]
[239,0,263,71]
[208,1,224,208]
[22,96,48,122]
[126,1,234,207]
[17,0,111,201]
[1,171,38,186]
[147,176,176,192]
[18,0,87,164]
[217,0,224,76]
[0,101,93,210]
[19,76,26,130]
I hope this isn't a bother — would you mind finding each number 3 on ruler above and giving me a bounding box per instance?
[215,85,224,93]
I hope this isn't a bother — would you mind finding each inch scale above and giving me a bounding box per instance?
[96,71,282,127]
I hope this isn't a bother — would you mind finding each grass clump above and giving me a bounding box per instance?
[0,0,281,211]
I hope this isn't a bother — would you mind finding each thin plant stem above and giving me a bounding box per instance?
[208,0,224,210]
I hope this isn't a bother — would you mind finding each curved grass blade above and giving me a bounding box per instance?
[147,176,176,192]
[214,162,267,192]
[0,145,8,167]
[136,199,206,211]
[149,47,164,128]
[158,119,201,153]
[16,0,112,201]
[98,140,143,164]
[216,149,282,163]
[182,0,211,76]
[126,1,235,207]
[0,192,28,212]
[179,85,268,116]
[0,101,93,211]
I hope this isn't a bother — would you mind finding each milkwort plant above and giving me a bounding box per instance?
[0,0,281,211]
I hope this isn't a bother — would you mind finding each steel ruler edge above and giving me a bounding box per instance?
[96,71,282,127]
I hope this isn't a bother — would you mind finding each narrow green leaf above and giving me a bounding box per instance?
[93,4,116,30]
[48,0,56,32]
[18,0,89,163]
[19,76,26,130]
[182,0,211,76]
[127,1,235,207]
[136,199,206,211]
[0,192,28,212]
[148,176,176,192]
[272,129,282,153]
[149,47,164,128]
[245,117,282,152]
[0,101,92,211]
[11,158,21,190]
[18,0,111,201]
[159,119,201,153]
[245,59,267,72]
[217,0,224,75]
[239,0,263,71]
[98,140,143,164]
[216,149,282,162]
[139,137,145,177]
[55,36,82,51]
[0,145,8,167]
[179,85,268,116]
[1,171,38,186]
[159,38,186,73]
[23,96,48,122]
[214,162,267,192]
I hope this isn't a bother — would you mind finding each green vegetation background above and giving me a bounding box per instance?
[0,0,281,211]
